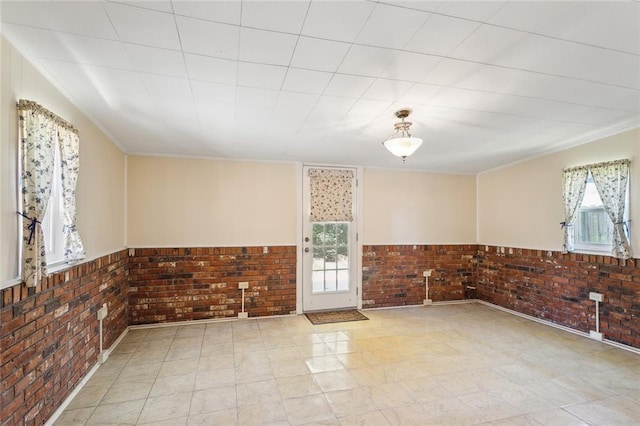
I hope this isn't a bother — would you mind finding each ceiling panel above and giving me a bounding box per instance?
[1,0,638,173]
[405,14,481,56]
[104,2,181,49]
[487,2,640,54]
[436,1,506,22]
[337,45,398,77]
[241,1,310,34]
[301,0,375,43]
[289,36,350,73]
[1,24,77,62]
[184,54,237,85]
[237,62,287,90]
[281,68,333,95]
[124,44,187,77]
[176,16,239,59]
[238,27,298,66]
[324,75,375,98]
[355,2,429,49]
[2,1,117,39]
[380,51,441,83]
[172,0,241,25]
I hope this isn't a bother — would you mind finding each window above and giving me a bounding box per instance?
[41,138,66,267]
[18,99,85,287]
[563,160,631,258]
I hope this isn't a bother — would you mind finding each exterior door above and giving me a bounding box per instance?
[302,166,358,312]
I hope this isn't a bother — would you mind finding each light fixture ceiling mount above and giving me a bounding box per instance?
[382,109,423,163]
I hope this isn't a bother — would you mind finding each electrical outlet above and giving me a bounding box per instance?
[238,282,249,290]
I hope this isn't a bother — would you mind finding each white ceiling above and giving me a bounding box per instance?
[2,0,639,173]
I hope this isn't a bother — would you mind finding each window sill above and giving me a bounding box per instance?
[46,260,80,275]
[572,248,612,256]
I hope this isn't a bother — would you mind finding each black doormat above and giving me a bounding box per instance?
[305,309,369,325]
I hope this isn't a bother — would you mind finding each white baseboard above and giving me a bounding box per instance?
[477,300,640,355]
[44,327,129,426]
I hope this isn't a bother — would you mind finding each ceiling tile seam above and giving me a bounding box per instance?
[399,46,640,92]
[10,21,632,93]
[399,101,612,130]
[412,80,640,115]
[232,0,245,131]
[27,52,638,117]
[300,1,378,127]
[273,0,317,140]
[5,8,639,59]
[376,0,640,57]
[171,1,203,144]
[277,34,640,92]
[278,0,313,92]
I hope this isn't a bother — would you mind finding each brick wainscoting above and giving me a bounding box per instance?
[0,250,128,426]
[362,245,478,308]
[128,246,297,324]
[477,246,640,349]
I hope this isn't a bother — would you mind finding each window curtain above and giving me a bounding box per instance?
[18,100,58,287]
[309,168,354,222]
[561,166,589,254]
[590,160,632,259]
[58,127,85,262]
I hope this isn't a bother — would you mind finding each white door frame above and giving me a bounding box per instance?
[295,163,363,313]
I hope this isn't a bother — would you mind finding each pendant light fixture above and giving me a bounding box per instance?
[382,109,422,162]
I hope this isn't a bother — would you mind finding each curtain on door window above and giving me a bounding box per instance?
[308,168,354,222]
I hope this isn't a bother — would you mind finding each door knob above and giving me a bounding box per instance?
[304,237,310,242]
[304,247,310,253]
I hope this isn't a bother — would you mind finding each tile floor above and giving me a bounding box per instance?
[55,303,640,425]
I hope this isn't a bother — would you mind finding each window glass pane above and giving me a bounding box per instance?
[312,223,323,246]
[324,270,337,292]
[574,174,613,248]
[312,271,324,293]
[337,270,349,291]
[337,223,348,246]
[41,140,64,265]
[337,245,349,268]
[312,247,324,270]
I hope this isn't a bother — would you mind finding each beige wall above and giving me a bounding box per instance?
[363,169,477,244]
[0,36,126,285]
[477,128,640,253]
[126,156,297,247]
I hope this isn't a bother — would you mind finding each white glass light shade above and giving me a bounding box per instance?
[383,136,423,158]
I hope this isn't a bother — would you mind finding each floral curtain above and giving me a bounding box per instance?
[561,166,588,253]
[18,100,58,287]
[590,160,632,259]
[58,127,85,262]
[309,168,354,222]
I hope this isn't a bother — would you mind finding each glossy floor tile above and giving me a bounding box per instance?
[54,303,640,425]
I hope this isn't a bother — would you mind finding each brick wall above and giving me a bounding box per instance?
[128,246,297,324]
[477,245,640,348]
[0,250,128,426]
[362,245,478,308]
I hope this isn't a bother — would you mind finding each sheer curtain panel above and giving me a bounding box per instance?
[59,127,85,262]
[561,167,589,254]
[590,160,632,259]
[18,100,57,287]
